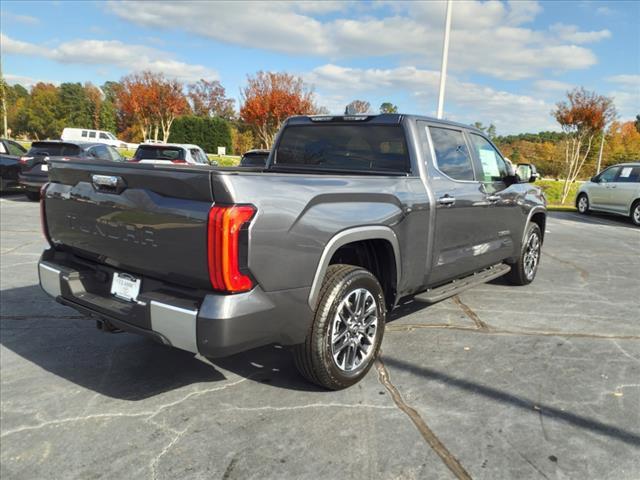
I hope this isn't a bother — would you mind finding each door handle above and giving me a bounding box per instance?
[487,195,500,203]
[438,195,456,206]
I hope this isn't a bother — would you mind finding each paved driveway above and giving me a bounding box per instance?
[1,194,639,480]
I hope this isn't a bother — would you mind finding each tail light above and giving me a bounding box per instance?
[40,183,52,246]
[171,159,187,164]
[20,156,34,164]
[207,204,256,293]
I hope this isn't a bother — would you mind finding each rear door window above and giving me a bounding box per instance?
[89,145,111,161]
[615,166,640,183]
[274,125,410,173]
[88,131,96,139]
[81,131,88,138]
[429,126,475,181]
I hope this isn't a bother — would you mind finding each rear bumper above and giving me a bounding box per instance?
[19,173,47,191]
[39,250,313,357]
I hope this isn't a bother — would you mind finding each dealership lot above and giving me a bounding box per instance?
[1,194,638,480]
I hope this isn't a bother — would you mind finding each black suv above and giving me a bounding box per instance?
[19,141,125,200]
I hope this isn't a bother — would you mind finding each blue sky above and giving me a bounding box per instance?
[1,0,638,134]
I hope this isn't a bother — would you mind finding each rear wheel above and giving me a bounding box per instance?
[507,223,542,286]
[293,264,386,390]
[631,200,640,226]
[25,190,40,201]
[577,193,590,214]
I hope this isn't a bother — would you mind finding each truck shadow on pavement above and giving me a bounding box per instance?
[0,285,323,400]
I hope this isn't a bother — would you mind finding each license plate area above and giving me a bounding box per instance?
[41,164,49,172]
[110,272,141,302]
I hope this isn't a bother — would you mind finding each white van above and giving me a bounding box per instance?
[61,128,128,148]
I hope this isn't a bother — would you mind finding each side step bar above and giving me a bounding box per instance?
[414,263,511,304]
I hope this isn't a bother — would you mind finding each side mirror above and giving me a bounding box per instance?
[516,163,538,183]
[590,175,599,183]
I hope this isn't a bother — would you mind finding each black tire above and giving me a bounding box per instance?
[293,264,386,390]
[25,190,40,201]
[576,193,590,214]
[631,200,640,227]
[507,223,542,286]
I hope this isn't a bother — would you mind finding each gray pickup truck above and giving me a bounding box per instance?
[38,114,546,389]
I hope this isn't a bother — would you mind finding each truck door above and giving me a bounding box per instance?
[466,131,520,263]
[422,124,492,285]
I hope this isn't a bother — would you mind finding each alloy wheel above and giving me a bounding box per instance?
[523,232,541,280]
[578,196,588,213]
[330,288,379,373]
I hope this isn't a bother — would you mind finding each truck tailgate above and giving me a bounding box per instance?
[45,160,214,289]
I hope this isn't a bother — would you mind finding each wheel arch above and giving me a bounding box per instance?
[308,226,401,311]
[524,207,547,244]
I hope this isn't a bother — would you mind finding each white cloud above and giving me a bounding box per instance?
[1,11,40,25]
[533,79,574,92]
[550,23,611,44]
[305,64,557,133]
[106,0,605,80]
[4,74,59,87]
[606,75,640,120]
[0,33,218,82]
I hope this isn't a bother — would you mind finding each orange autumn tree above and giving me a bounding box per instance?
[118,71,188,142]
[553,87,616,203]
[240,71,320,148]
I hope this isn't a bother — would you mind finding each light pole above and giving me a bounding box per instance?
[596,128,606,174]
[0,58,8,138]
[436,0,453,119]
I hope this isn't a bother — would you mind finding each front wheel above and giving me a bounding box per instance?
[507,223,542,286]
[577,193,590,214]
[631,201,640,227]
[293,264,386,390]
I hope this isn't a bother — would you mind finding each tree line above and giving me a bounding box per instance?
[1,75,638,183]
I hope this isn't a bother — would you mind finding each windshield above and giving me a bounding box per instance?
[134,146,185,161]
[28,142,81,157]
[274,125,410,173]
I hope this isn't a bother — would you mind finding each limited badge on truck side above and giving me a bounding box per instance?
[110,272,141,302]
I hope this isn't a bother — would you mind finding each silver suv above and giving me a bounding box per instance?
[576,162,640,226]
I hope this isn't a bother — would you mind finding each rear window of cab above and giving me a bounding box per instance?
[28,143,81,157]
[274,125,410,173]
[135,146,185,161]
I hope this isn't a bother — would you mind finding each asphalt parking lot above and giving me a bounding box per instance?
[1,193,639,480]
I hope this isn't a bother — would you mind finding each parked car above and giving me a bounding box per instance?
[239,149,270,167]
[19,141,125,200]
[0,139,27,192]
[61,128,129,149]
[576,162,640,226]
[37,113,546,389]
[131,143,209,165]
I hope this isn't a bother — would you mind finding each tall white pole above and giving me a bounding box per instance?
[596,129,605,174]
[436,0,453,119]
